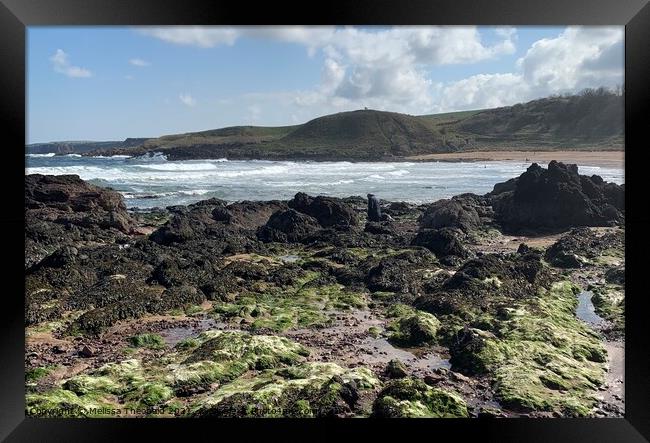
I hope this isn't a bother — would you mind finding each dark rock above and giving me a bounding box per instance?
[257,209,321,243]
[411,228,471,264]
[604,266,625,284]
[25,174,135,267]
[489,162,624,233]
[364,221,395,235]
[419,197,482,232]
[385,359,409,379]
[365,249,436,294]
[151,198,284,245]
[288,192,359,228]
[449,327,498,375]
[544,227,624,268]
[79,345,96,358]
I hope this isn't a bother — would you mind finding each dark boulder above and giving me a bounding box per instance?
[151,198,284,245]
[257,209,321,243]
[25,174,135,267]
[449,327,499,375]
[365,249,436,294]
[544,227,624,268]
[364,221,396,235]
[419,197,481,232]
[489,161,624,233]
[411,228,471,265]
[385,359,408,379]
[288,192,359,228]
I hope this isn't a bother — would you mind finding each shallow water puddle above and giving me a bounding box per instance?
[360,337,451,371]
[159,318,220,346]
[576,291,607,327]
[279,254,301,263]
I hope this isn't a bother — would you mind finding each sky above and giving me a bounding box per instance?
[27,26,624,143]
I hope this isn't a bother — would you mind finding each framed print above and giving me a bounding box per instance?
[2,0,649,440]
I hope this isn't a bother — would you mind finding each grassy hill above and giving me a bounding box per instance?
[445,89,624,150]
[72,89,623,160]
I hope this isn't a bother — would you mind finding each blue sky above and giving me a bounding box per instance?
[27,26,624,143]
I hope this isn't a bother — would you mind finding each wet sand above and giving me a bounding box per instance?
[408,150,624,169]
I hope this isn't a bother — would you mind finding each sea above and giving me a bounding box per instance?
[25,153,625,210]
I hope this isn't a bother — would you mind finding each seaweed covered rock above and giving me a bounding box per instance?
[449,327,502,375]
[257,209,321,243]
[151,199,285,245]
[544,227,624,268]
[414,252,550,318]
[25,174,134,232]
[419,196,482,232]
[25,174,135,267]
[288,192,359,228]
[386,304,440,346]
[385,359,409,379]
[411,228,471,265]
[365,249,436,294]
[372,377,468,418]
[489,162,624,233]
[190,362,378,418]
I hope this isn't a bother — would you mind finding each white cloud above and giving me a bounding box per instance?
[179,93,197,107]
[143,26,622,118]
[437,73,529,111]
[129,58,150,67]
[139,27,239,48]
[435,26,623,112]
[50,49,92,78]
[518,26,623,95]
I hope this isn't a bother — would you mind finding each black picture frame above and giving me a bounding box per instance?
[2,0,649,440]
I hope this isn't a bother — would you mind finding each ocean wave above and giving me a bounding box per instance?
[26,153,56,157]
[136,163,220,172]
[64,154,82,158]
[122,189,212,199]
[91,154,132,159]
[133,152,168,162]
[179,189,211,196]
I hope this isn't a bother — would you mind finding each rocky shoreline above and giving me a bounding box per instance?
[25,161,625,418]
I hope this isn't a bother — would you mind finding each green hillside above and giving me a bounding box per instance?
[80,89,623,160]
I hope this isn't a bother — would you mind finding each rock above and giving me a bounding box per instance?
[544,227,624,268]
[365,249,436,294]
[604,266,625,284]
[489,162,624,233]
[151,198,285,245]
[25,174,135,267]
[384,201,415,216]
[411,228,471,264]
[423,374,444,386]
[257,209,321,243]
[288,192,359,228]
[419,197,482,232]
[385,359,408,379]
[364,221,395,235]
[52,345,67,354]
[79,345,96,358]
[449,327,499,375]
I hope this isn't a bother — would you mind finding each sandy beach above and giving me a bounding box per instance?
[408,150,624,169]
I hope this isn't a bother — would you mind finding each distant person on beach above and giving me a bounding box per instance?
[367,193,382,222]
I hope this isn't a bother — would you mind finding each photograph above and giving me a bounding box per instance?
[22,24,627,420]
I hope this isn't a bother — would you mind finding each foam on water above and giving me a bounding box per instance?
[25,155,625,209]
